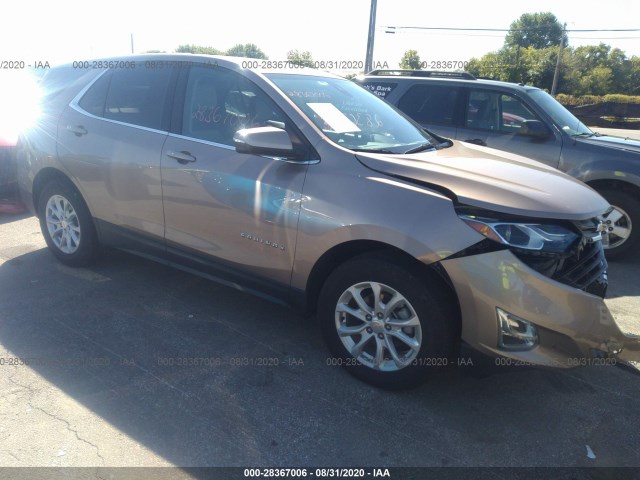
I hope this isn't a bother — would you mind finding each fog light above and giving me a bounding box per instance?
[497,308,538,351]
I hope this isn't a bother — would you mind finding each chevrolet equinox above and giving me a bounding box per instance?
[17,55,640,389]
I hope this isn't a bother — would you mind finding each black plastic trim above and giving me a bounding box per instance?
[94,219,295,308]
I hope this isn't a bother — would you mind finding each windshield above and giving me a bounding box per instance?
[266,74,434,154]
[527,89,593,136]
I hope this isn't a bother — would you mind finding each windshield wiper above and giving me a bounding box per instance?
[571,132,597,138]
[351,148,397,154]
[404,143,435,154]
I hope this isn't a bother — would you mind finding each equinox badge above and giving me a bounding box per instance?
[240,232,286,251]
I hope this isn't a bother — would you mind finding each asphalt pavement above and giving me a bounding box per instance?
[0,213,639,473]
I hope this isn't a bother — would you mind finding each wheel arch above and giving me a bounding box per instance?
[32,168,84,216]
[304,240,461,337]
[587,178,640,200]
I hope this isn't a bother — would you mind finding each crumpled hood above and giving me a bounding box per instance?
[578,134,640,153]
[357,140,610,220]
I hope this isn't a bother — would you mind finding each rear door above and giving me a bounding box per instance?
[58,64,176,239]
[394,83,461,139]
[160,64,309,290]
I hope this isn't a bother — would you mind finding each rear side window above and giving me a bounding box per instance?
[103,67,173,130]
[360,82,398,99]
[77,66,173,130]
[397,84,459,126]
[78,71,111,117]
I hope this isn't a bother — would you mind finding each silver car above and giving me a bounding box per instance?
[17,55,640,389]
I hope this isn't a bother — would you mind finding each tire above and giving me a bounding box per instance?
[598,188,640,261]
[318,253,459,390]
[37,179,98,267]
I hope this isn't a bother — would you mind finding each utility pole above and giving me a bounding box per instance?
[131,33,134,54]
[364,0,377,73]
[551,23,566,95]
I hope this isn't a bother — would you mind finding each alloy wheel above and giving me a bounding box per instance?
[334,281,422,371]
[45,195,81,254]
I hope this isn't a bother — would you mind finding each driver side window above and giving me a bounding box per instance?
[499,94,540,133]
[465,90,541,133]
[182,66,287,146]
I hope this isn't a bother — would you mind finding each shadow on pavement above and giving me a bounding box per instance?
[1,248,639,468]
[0,211,33,226]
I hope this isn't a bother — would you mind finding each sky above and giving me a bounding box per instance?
[0,0,639,70]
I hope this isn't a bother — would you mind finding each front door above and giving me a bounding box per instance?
[456,89,562,167]
[161,65,309,288]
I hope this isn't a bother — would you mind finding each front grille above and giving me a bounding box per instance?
[512,220,608,298]
[552,241,607,290]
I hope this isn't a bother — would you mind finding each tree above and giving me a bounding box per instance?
[626,56,640,94]
[469,14,637,95]
[505,12,566,49]
[562,44,630,95]
[175,44,222,55]
[287,50,315,67]
[225,43,268,59]
[467,46,557,87]
[400,50,421,70]
[578,66,613,96]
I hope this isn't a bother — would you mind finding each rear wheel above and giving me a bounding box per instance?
[598,189,640,261]
[318,254,458,390]
[38,180,98,267]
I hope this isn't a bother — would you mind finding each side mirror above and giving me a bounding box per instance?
[233,126,295,158]
[518,119,552,139]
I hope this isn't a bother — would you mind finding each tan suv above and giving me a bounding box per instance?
[17,55,639,389]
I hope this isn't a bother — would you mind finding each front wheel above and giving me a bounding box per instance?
[318,254,458,390]
[598,189,640,261]
[38,179,98,267]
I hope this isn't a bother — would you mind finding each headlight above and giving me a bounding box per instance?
[459,213,580,254]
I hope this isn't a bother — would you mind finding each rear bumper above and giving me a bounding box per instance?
[441,249,639,367]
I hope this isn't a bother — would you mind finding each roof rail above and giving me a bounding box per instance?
[366,70,476,80]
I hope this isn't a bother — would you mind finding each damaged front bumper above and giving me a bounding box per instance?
[441,249,640,367]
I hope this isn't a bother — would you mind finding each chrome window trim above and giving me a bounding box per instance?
[167,133,235,151]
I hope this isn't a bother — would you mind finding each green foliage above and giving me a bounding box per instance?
[175,44,223,55]
[468,13,640,95]
[287,50,315,68]
[399,50,421,70]
[555,94,598,106]
[561,44,640,95]
[578,66,613,96]
[467,45,557,87]
[505,12,566,49]
[175,43,268,59]
[555,94,640,106]
[225,43,268,59]
[603,94,640,104]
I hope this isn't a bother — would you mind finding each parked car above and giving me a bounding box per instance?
[0,135,16,196]
[17,55,639,389]
[354,70,640,260]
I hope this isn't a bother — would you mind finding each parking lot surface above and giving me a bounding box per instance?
[0,214,639,469]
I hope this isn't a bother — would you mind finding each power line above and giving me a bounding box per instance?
[571,36,640,40]
[382,26,640,33]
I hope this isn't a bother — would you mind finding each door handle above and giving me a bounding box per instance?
[66,125,88,137]
[463,138,487,147]
[167,151,197,164]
